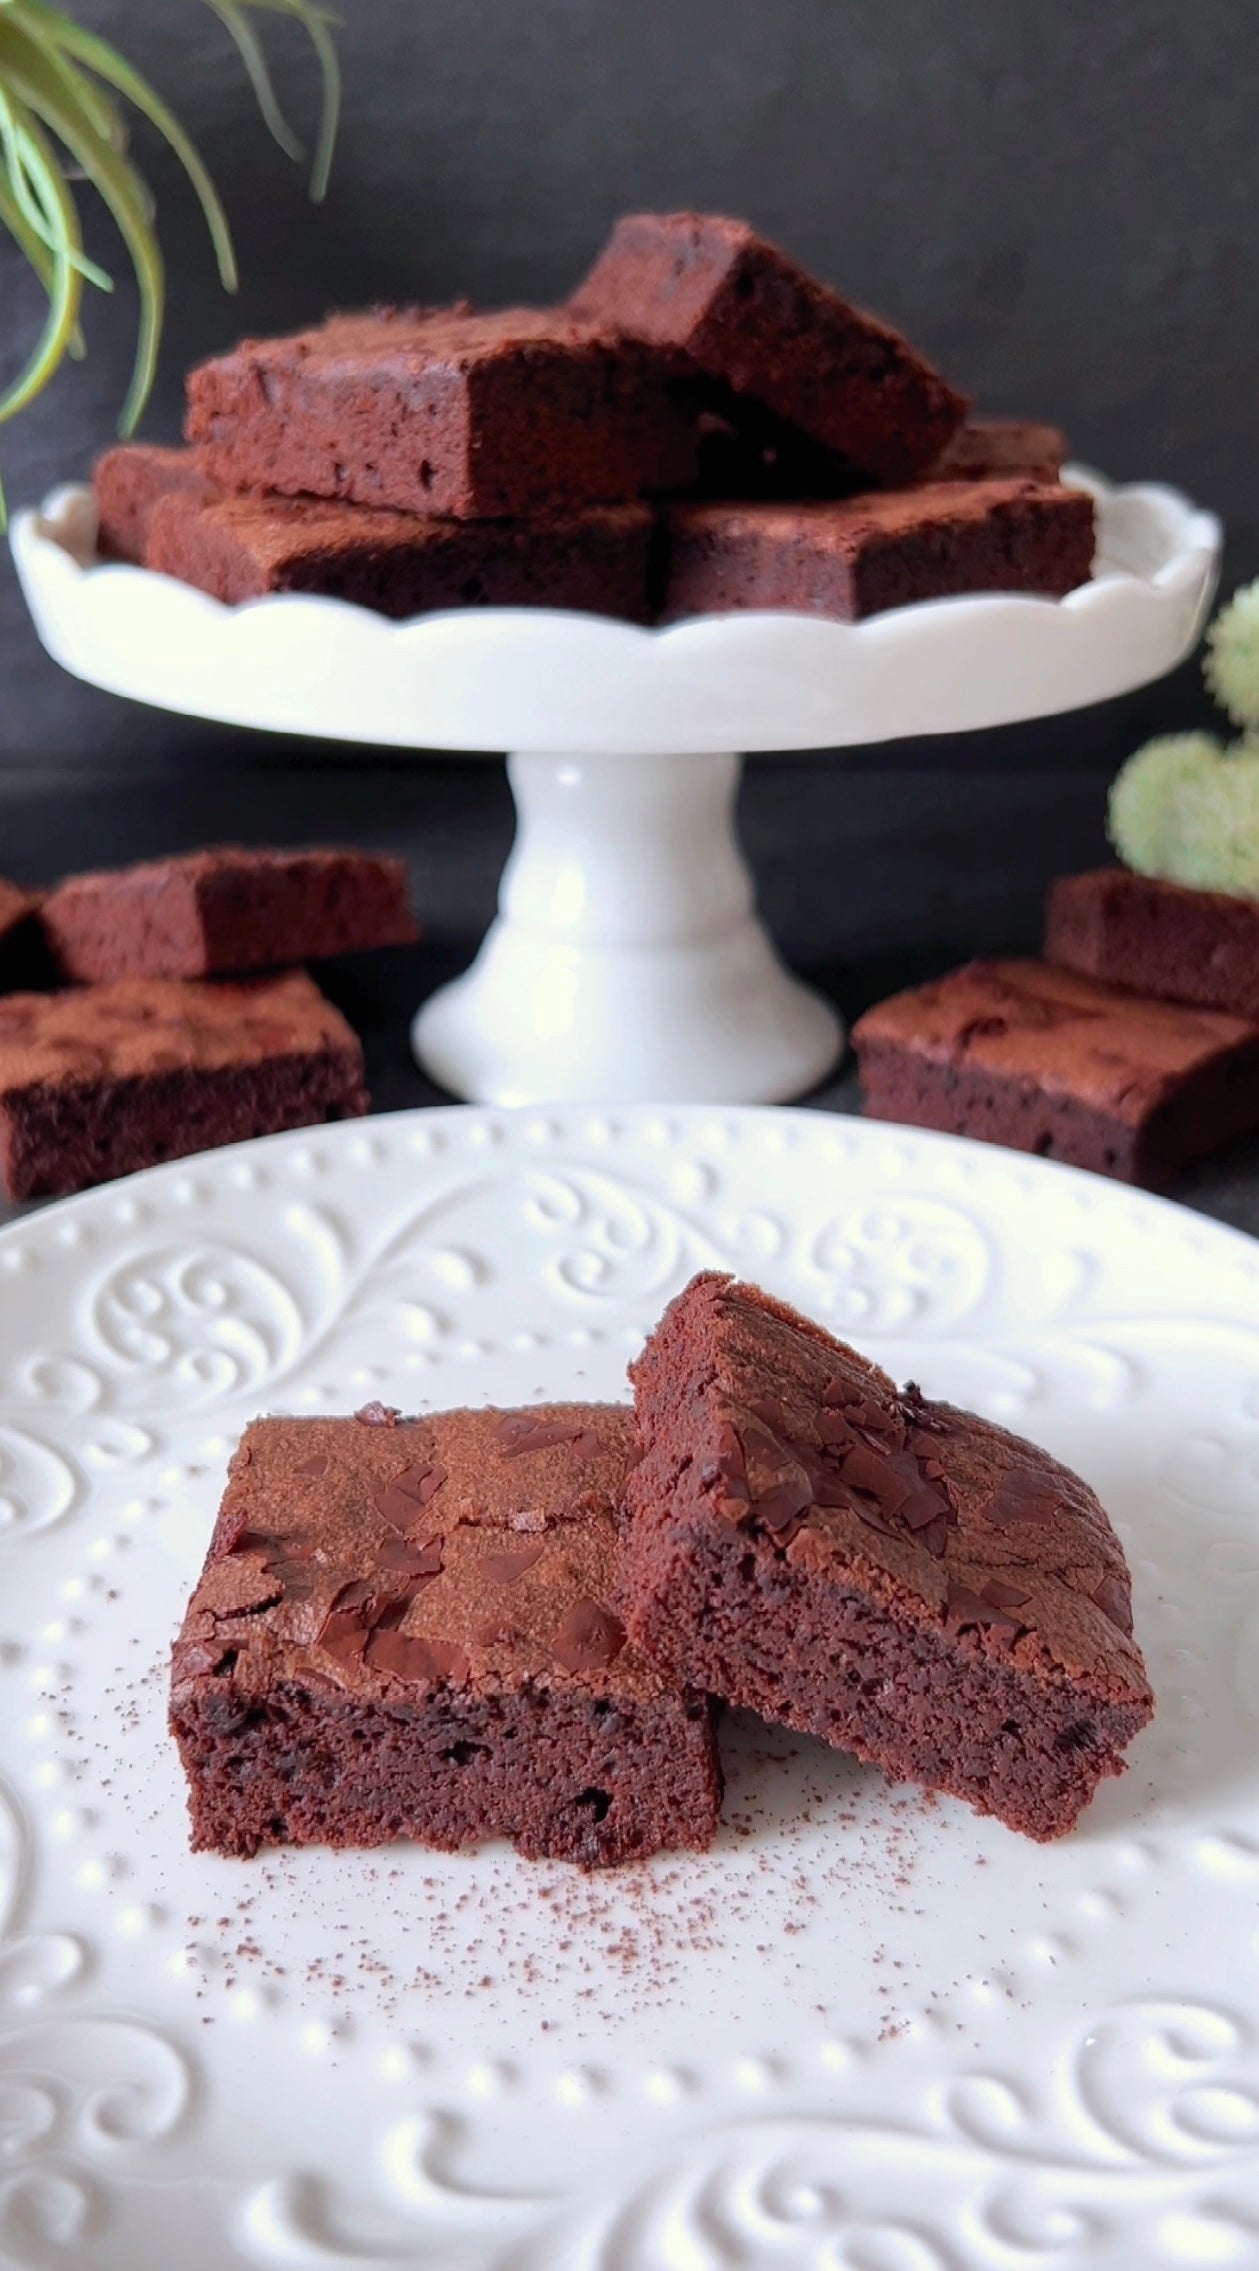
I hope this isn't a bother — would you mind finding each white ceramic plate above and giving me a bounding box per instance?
[10,470,1220,753]
[1,1106,1256,2270]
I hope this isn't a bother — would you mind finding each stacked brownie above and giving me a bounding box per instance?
[851,866,1259,1190]
[0,846,418,1199]
[172,1273,1152,1869]
[93,213,1094,624]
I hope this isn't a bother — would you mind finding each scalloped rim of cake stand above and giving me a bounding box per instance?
[10,468,1221,757]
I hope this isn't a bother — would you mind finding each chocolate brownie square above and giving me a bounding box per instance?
[145,488,656,621]
[93,443,216,563]
[1046,868,1259,1022]
[571,211,967,484]
[851,957,1259,1188]
[43,846,418,983]
[623,1274,1153,1840]
[170,1402,722,1867]
[929,417,1067,484]
[0,971,367,1199]
[661,481,1095,622]
[185,305,697,518]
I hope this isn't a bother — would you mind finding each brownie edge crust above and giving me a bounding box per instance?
[622,1274,1153,1840]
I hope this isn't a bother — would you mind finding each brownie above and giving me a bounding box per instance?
[661,481,1096,622]
[145,488,657,622]
[685,408,861,502]
[0,971,367,1200]
[185,305,697,518]
[623,1274,1153,1841]
[43,846,418,984]
[851,957,1259,1188]
[93,443,216,563]
[1047,868,1259,1023]
[929,417,1067,484]
[571,211,967,484]
[170,1402,722,1867]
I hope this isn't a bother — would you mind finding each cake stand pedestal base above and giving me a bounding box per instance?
[412,748,842,1105]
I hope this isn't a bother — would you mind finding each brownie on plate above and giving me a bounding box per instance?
[1046,868,1259,1023]
[571,211,967,484]
[93,443,216,564]
[145,488,657,621]
[44,846,417,983]
[185,305,697,519]
[851,956,1259,1188]
[170,1403,722,1867]
[0,971,367,1199]
[661,481,1095,622]
[623,1274,1154,1840]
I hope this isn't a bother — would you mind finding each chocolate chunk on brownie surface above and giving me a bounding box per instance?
[93,443,216,563]
[145,488,657,621]
[851,957,1259,1187]
[623,1275,1153,1841]
[0,970,367,1199]
[170,1403,721,1867]
[661,481,1095,622]
[1046,868,1259,1023]
[571,211,967,484]
[44,845,417,983]
[185,304,697,519]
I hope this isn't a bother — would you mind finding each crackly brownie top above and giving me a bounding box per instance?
[151,490,655,571]
[47,844,409,906]
[669,479,1083,549]
[0,879,37,942]
[172,1402,667,1705]
[199,304,657,382]
[852,957,1256,1124]
[0,970,356,1089]
[633,1274,1151,1703]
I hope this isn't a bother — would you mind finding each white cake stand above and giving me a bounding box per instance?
[11,473,1220,1105]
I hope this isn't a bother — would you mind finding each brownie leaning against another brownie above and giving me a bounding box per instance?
[185,305,697,519]
[171,1402,722,1867]
[571,211,968,484]
[43,846,417,984]
[145,488,658,622]
[0,971,367,1199]
[1046,868,1259,1022]
[623,1274,1153,1841]
[851,957,1259,1188]
[661,482,1095,622]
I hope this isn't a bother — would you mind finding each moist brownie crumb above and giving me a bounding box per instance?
[93,443,216,563]
[144,489,657,622]
[851,956,1259,1187]
[622,1273,1154,1840]
[1046,867,1259,1022]
[170,1403,721,1867]
[571,211,968,484]
[185,304,697,519]
[43,845,418,983]
[0,970,367,1199]
[661,481,1095,621]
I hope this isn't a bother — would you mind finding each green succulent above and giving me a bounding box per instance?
[1204,576,1259,731]
[0,0,340,517]
[1109,731,1259,900]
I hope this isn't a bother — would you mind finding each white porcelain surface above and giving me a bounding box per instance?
[10,473,1221,1106]
[0,1104,1256,2268]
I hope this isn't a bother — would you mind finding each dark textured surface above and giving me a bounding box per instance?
[1,0,1254,766]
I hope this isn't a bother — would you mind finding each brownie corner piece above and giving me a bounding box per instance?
[170,1401,722,1869]
[623,1272,1153,1841]
[0,969,367,1199]
[1046,866,1259,1023]
[92,442,216,564]
[851,955,1259,1187]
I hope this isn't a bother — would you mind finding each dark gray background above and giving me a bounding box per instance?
[0,0,1257,1222]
